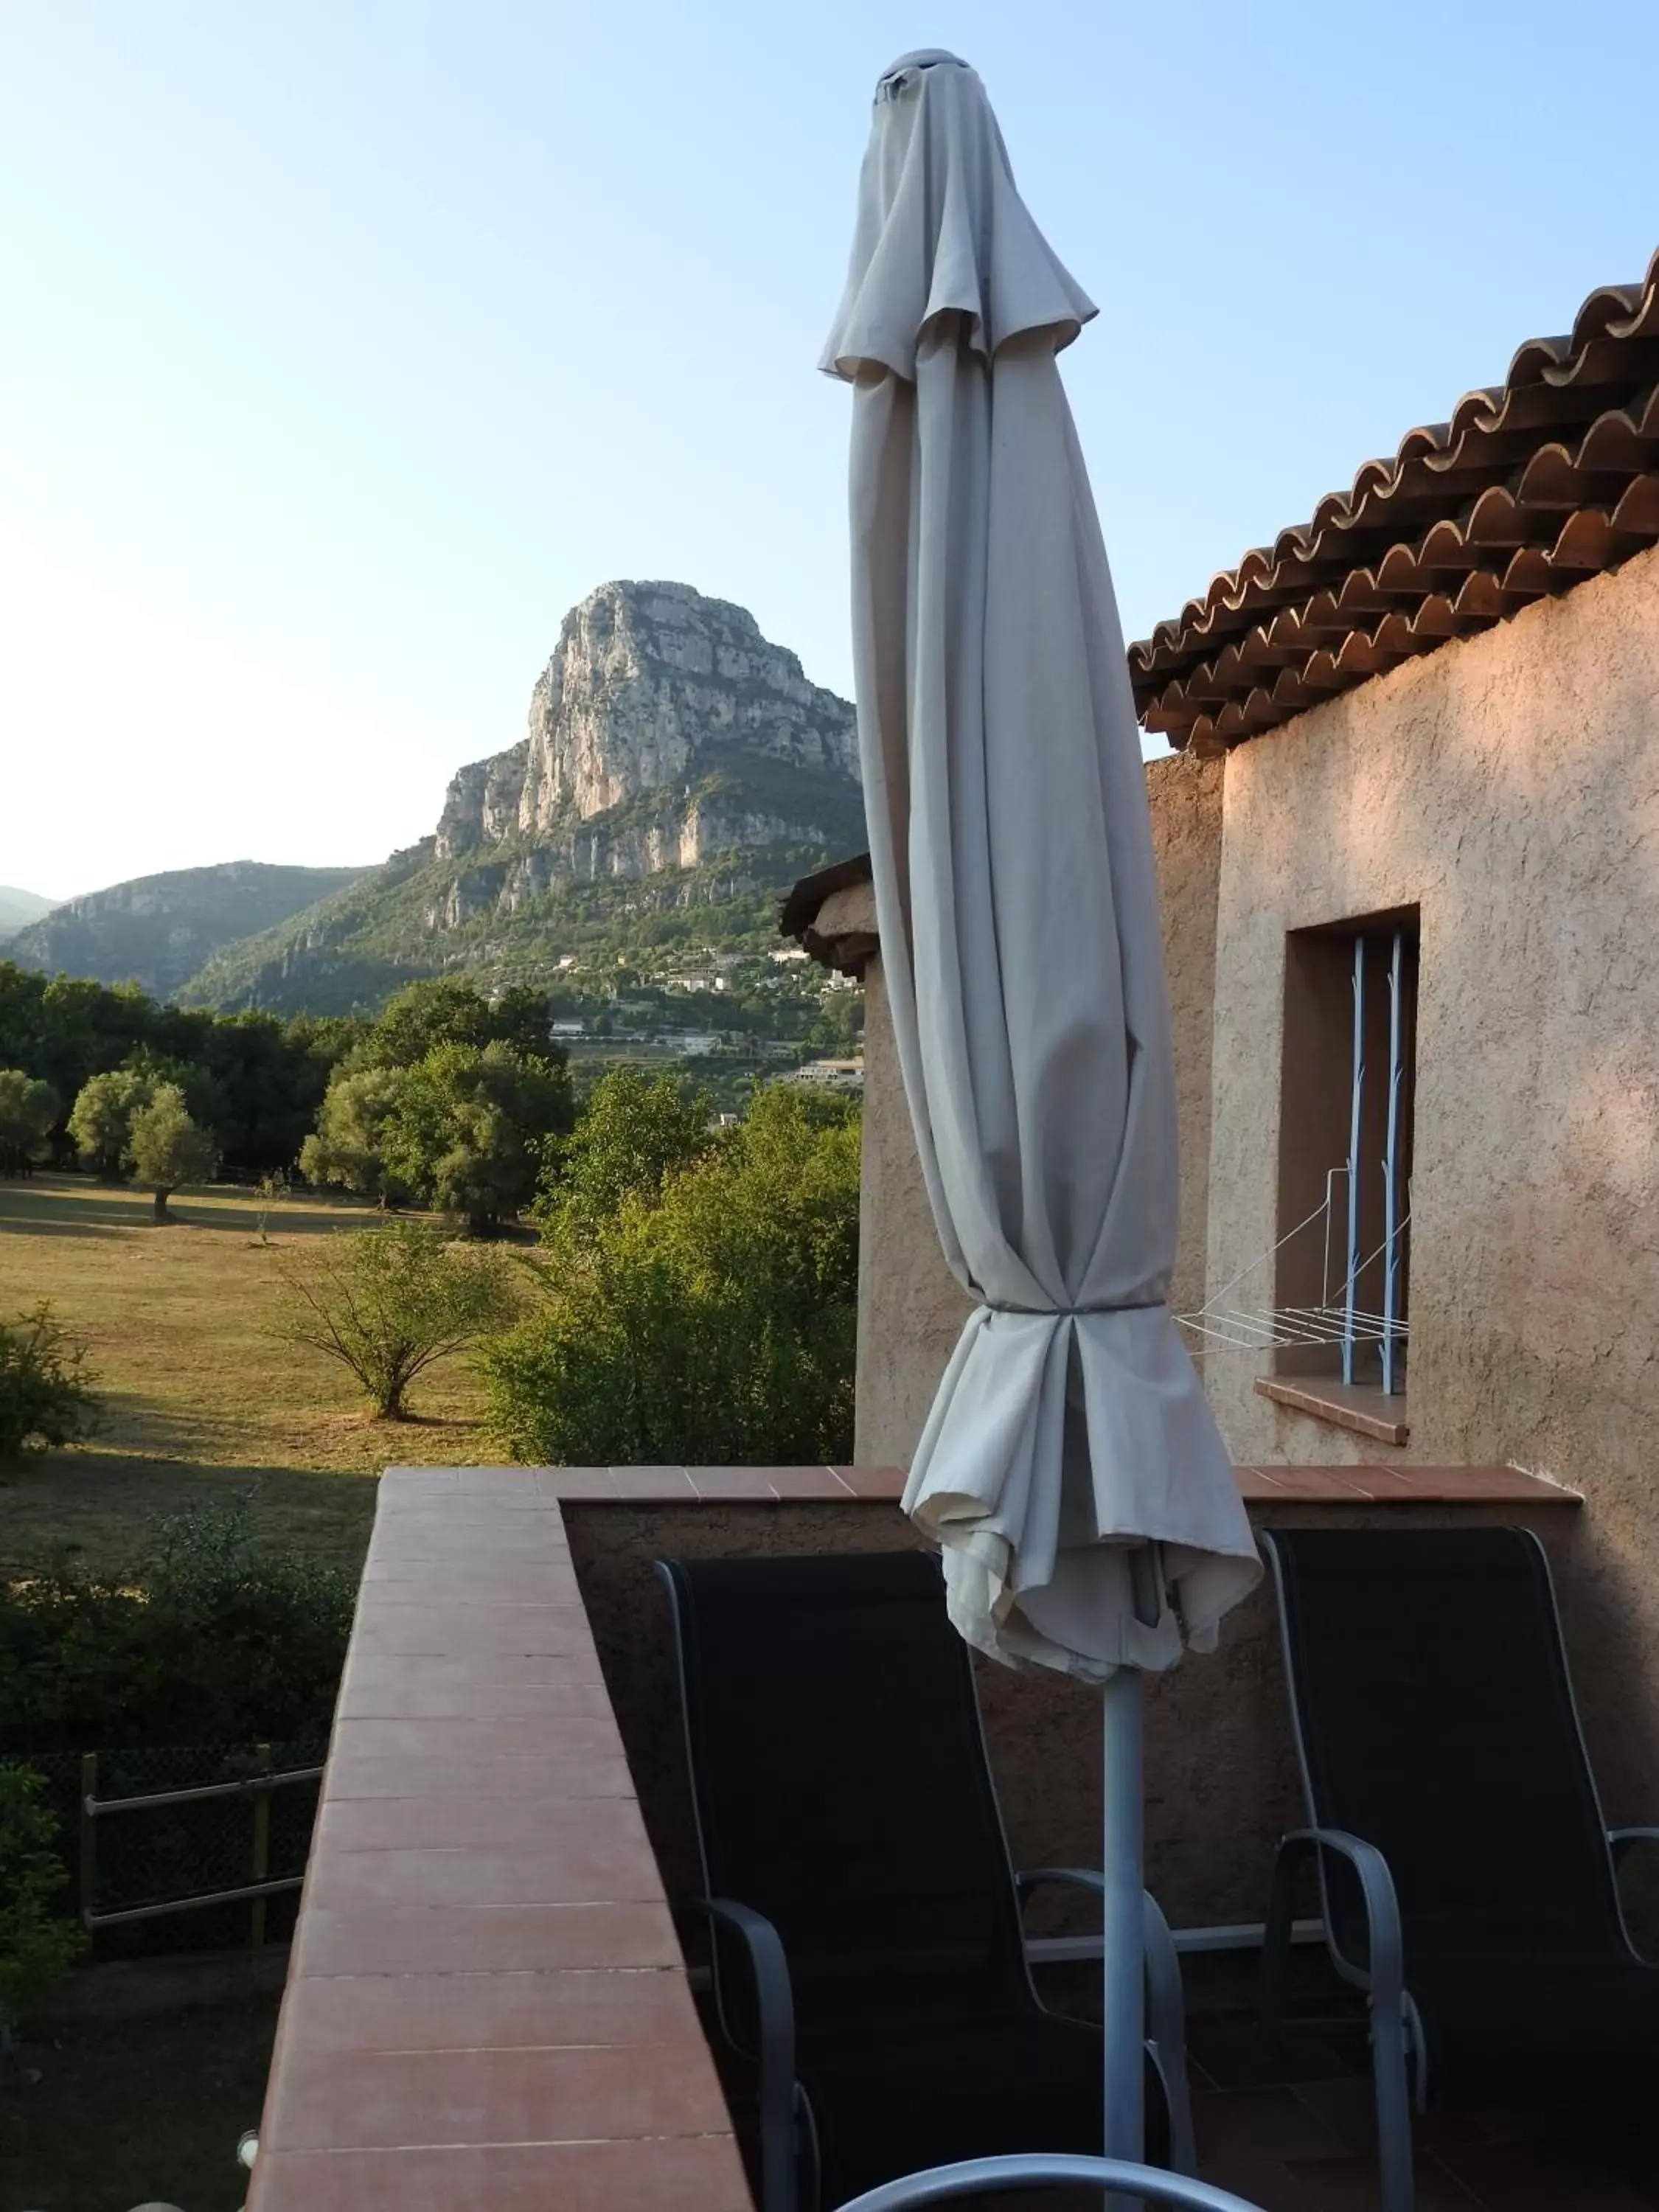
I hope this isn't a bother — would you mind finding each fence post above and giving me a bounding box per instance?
[79,1752,98,1934]
[250,1743,272,1952]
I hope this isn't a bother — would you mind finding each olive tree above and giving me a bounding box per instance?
[67,1068,153,1180]
[299,1064,413,1203]
[125,1082,219,1220]
[303,1043,571,1232]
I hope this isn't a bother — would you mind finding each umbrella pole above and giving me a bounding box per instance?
[1102,1665,1145,2209]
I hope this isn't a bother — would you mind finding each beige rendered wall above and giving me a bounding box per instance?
[1202,543,1659,1818]
[852,948,975,1467]
[850,753,1225,1467]
[1146,750,1225,1325]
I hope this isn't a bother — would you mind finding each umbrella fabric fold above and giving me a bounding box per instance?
[824,51,1260,1683]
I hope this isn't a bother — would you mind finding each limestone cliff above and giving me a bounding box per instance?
[177,582,865,1016]
[434,581,859,877]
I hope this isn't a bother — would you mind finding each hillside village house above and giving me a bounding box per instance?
[784,247,1659,1820]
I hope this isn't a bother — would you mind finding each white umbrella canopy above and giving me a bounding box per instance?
[822,50,1259,1683]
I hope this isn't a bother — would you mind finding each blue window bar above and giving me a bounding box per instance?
[1343,939,1366,1385]
[1343,928,1411,1394]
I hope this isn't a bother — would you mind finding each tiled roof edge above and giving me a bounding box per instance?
[1131,243,1659,754]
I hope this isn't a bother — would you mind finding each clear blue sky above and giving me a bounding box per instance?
[4,0,1656,900]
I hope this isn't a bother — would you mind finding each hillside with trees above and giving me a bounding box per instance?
[8,862,369,998]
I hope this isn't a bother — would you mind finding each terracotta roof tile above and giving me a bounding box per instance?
[1130,246,1659,754]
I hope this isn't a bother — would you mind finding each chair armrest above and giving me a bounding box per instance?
[1015,1865,1178,1983]
[1273,1829,1404,2014]
[1015,1868,1196,2177]
[1019,1866,1174,1964]
[683,1897,797,2212]
[1016,1864,1102,1909]
[1265,1829,1416,2211]
[1609,1826,1659,1867]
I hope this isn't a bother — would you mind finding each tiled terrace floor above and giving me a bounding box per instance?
[1186,2006,1659,2211]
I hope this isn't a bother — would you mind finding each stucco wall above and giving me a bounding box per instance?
[853,950,976,1466]
[1203,542,1659,1816]
[850,755,1225,1467]
[1146,751,1225,1325]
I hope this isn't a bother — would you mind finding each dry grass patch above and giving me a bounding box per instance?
[0,1175,510,1574]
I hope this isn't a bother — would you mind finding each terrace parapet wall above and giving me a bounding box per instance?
[248,1461,1580,2211]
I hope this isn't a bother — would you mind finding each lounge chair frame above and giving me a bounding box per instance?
[1259,1525,1659,2212]
[657,1554,1200,2212]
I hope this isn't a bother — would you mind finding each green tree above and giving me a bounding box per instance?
[271,1218,518,1419]
[483,1085,860,1466]
[0,1071,58,1175]
[122,1039,230,1142]
[535,1068,715,1238]
[0,1304,99,1461]
[0,961,360,1178]
[0,1764,83,2051]
[66,1067,153,1179]
[362,976,561,1071]
[299,1063,414,1203]
[382,1043,570,1234]
[304,1043,571,1231]
[125,1082,219,1220]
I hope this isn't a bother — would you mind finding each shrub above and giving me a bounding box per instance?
[483,1085,859,1466]
[0,1304,99,1462]
[0,1501,355,1753]
[270,1218,519,1418]
[0,1764,83,2047]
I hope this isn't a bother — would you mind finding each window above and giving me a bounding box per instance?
[1273,909,1419,1402]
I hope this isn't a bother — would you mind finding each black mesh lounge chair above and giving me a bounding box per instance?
[657,1549,1197,2212]
[1260,1525,1659,2212]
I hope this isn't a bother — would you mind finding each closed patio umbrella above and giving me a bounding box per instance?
[822,48,1261,2190]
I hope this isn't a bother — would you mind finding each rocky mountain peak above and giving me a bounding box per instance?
[174,584,867,1016]
[435,580,859,865]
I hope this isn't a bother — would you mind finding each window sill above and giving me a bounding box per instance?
[1255,1376,1410,1447]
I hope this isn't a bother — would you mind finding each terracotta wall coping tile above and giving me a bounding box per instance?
[250,1459,1576,2211]
[388,1461,1573,1508]
[248,1467,758,2212]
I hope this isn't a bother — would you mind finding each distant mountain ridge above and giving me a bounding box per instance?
[178,581,864,1016]
[9,861,372,998]
[0,886,58,941]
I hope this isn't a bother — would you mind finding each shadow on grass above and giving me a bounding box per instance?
[0,1213,125,1238]
[0,1175,394,1240]
[0,1450,380,1574]
[158,1204,395,1239]
[92,1394,234,1461]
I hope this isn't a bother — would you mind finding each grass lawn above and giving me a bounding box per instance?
[0,1173,513,1576]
